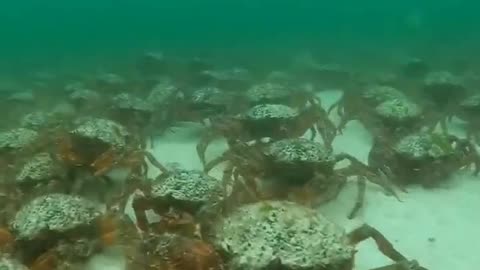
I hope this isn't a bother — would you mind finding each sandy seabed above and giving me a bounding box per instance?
[89,90,480,270]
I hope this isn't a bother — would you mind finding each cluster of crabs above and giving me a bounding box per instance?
[2,53,479,270]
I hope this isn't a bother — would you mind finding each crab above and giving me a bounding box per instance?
[205,138,397,219]
[328,85,409,133]
[176,86,240,124]
[369,131,480,187]
[55,117,152,187]
[109,92,155,135]
[419,71,468,133]
[197,103,337,167]
[68,87,101,112]
[126,232,224,270]
[95,73,127,92]
[14,152,67,196]
[369,97,426,138]
[212,200,426,270]
[1,193,120,270]
[194,67,253,91]
[0,255,29,270]
[456,93,480,142]
[242,81,321,110]
[0,128,43,179]
[146,80,183,135]
[131,162,227,237]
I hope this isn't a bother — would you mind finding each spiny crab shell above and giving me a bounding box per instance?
[263,138,334,165]
[361,85,407,104]
[70,117,130,150]
[245,82,292,104]
[10,193,102,241]
[188,86,235,108]
[374,98,423,123]
[0,255,29,270]
[151,168,225,211]
[393,132,455,161]
[130,232,224,270]
[111,92,154,113]
[241,104,299,121]
[15,152,64,188]
[0,128,39,152]
[212,200,354,270]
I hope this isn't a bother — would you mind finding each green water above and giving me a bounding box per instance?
[0,1,479,75]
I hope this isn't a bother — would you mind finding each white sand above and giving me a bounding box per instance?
[93,90,480,270]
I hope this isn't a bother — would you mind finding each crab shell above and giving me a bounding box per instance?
[0,255,29,270]
[150,169,225,214]
[245,82,292,104]
[68,118,130,161]
[374,98,423,126]
[393,133,454,162]
[129,233,224,270]
[262,138,335,184]
[212,200,354,270]
[361,85,406,105]
[188,86,235,112]
[9,194,109,264]
[0,128,39,153]
[423,71,466,104]
[15,152,66,191]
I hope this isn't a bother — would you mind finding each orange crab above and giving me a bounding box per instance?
[4,193,131,270]
[126,233,224,270]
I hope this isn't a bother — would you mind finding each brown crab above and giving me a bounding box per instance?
[197,103,337,167]
[242,81,321,110]
[417,71,468,133]
[126,232,224,270]
[457,93,480,143]
[55,118,148,178]
[369,131,480,187]
[212,200,427,270]
[175,86,241,124]
[328,85,410,133]
[0,193,123,270]
[131,160,227,238]
[205,138,397,219]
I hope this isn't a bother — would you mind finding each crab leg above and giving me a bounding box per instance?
[348,176,366,219]
[131,195,153,232]
[368,260,428,270]
[336,153,401,201]
[197,131,216,167]
[311,173,347,206]
[143,151,169,174]
[347,224,407,262]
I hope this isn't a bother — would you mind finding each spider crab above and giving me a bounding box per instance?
[175,86,240,124]
[369,131,480,187]
[328,85,410,133]
[457,93,480,142]
[212,200,427,270]
[55,117,149,177]
[197,103,337,167]
[0,193,123,270]
[205,138,397,219]
[130,161,227,238]
[418,71,468,133]
[126,232,224,270]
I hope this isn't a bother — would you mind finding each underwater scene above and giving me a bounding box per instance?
[1,1,480,269]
